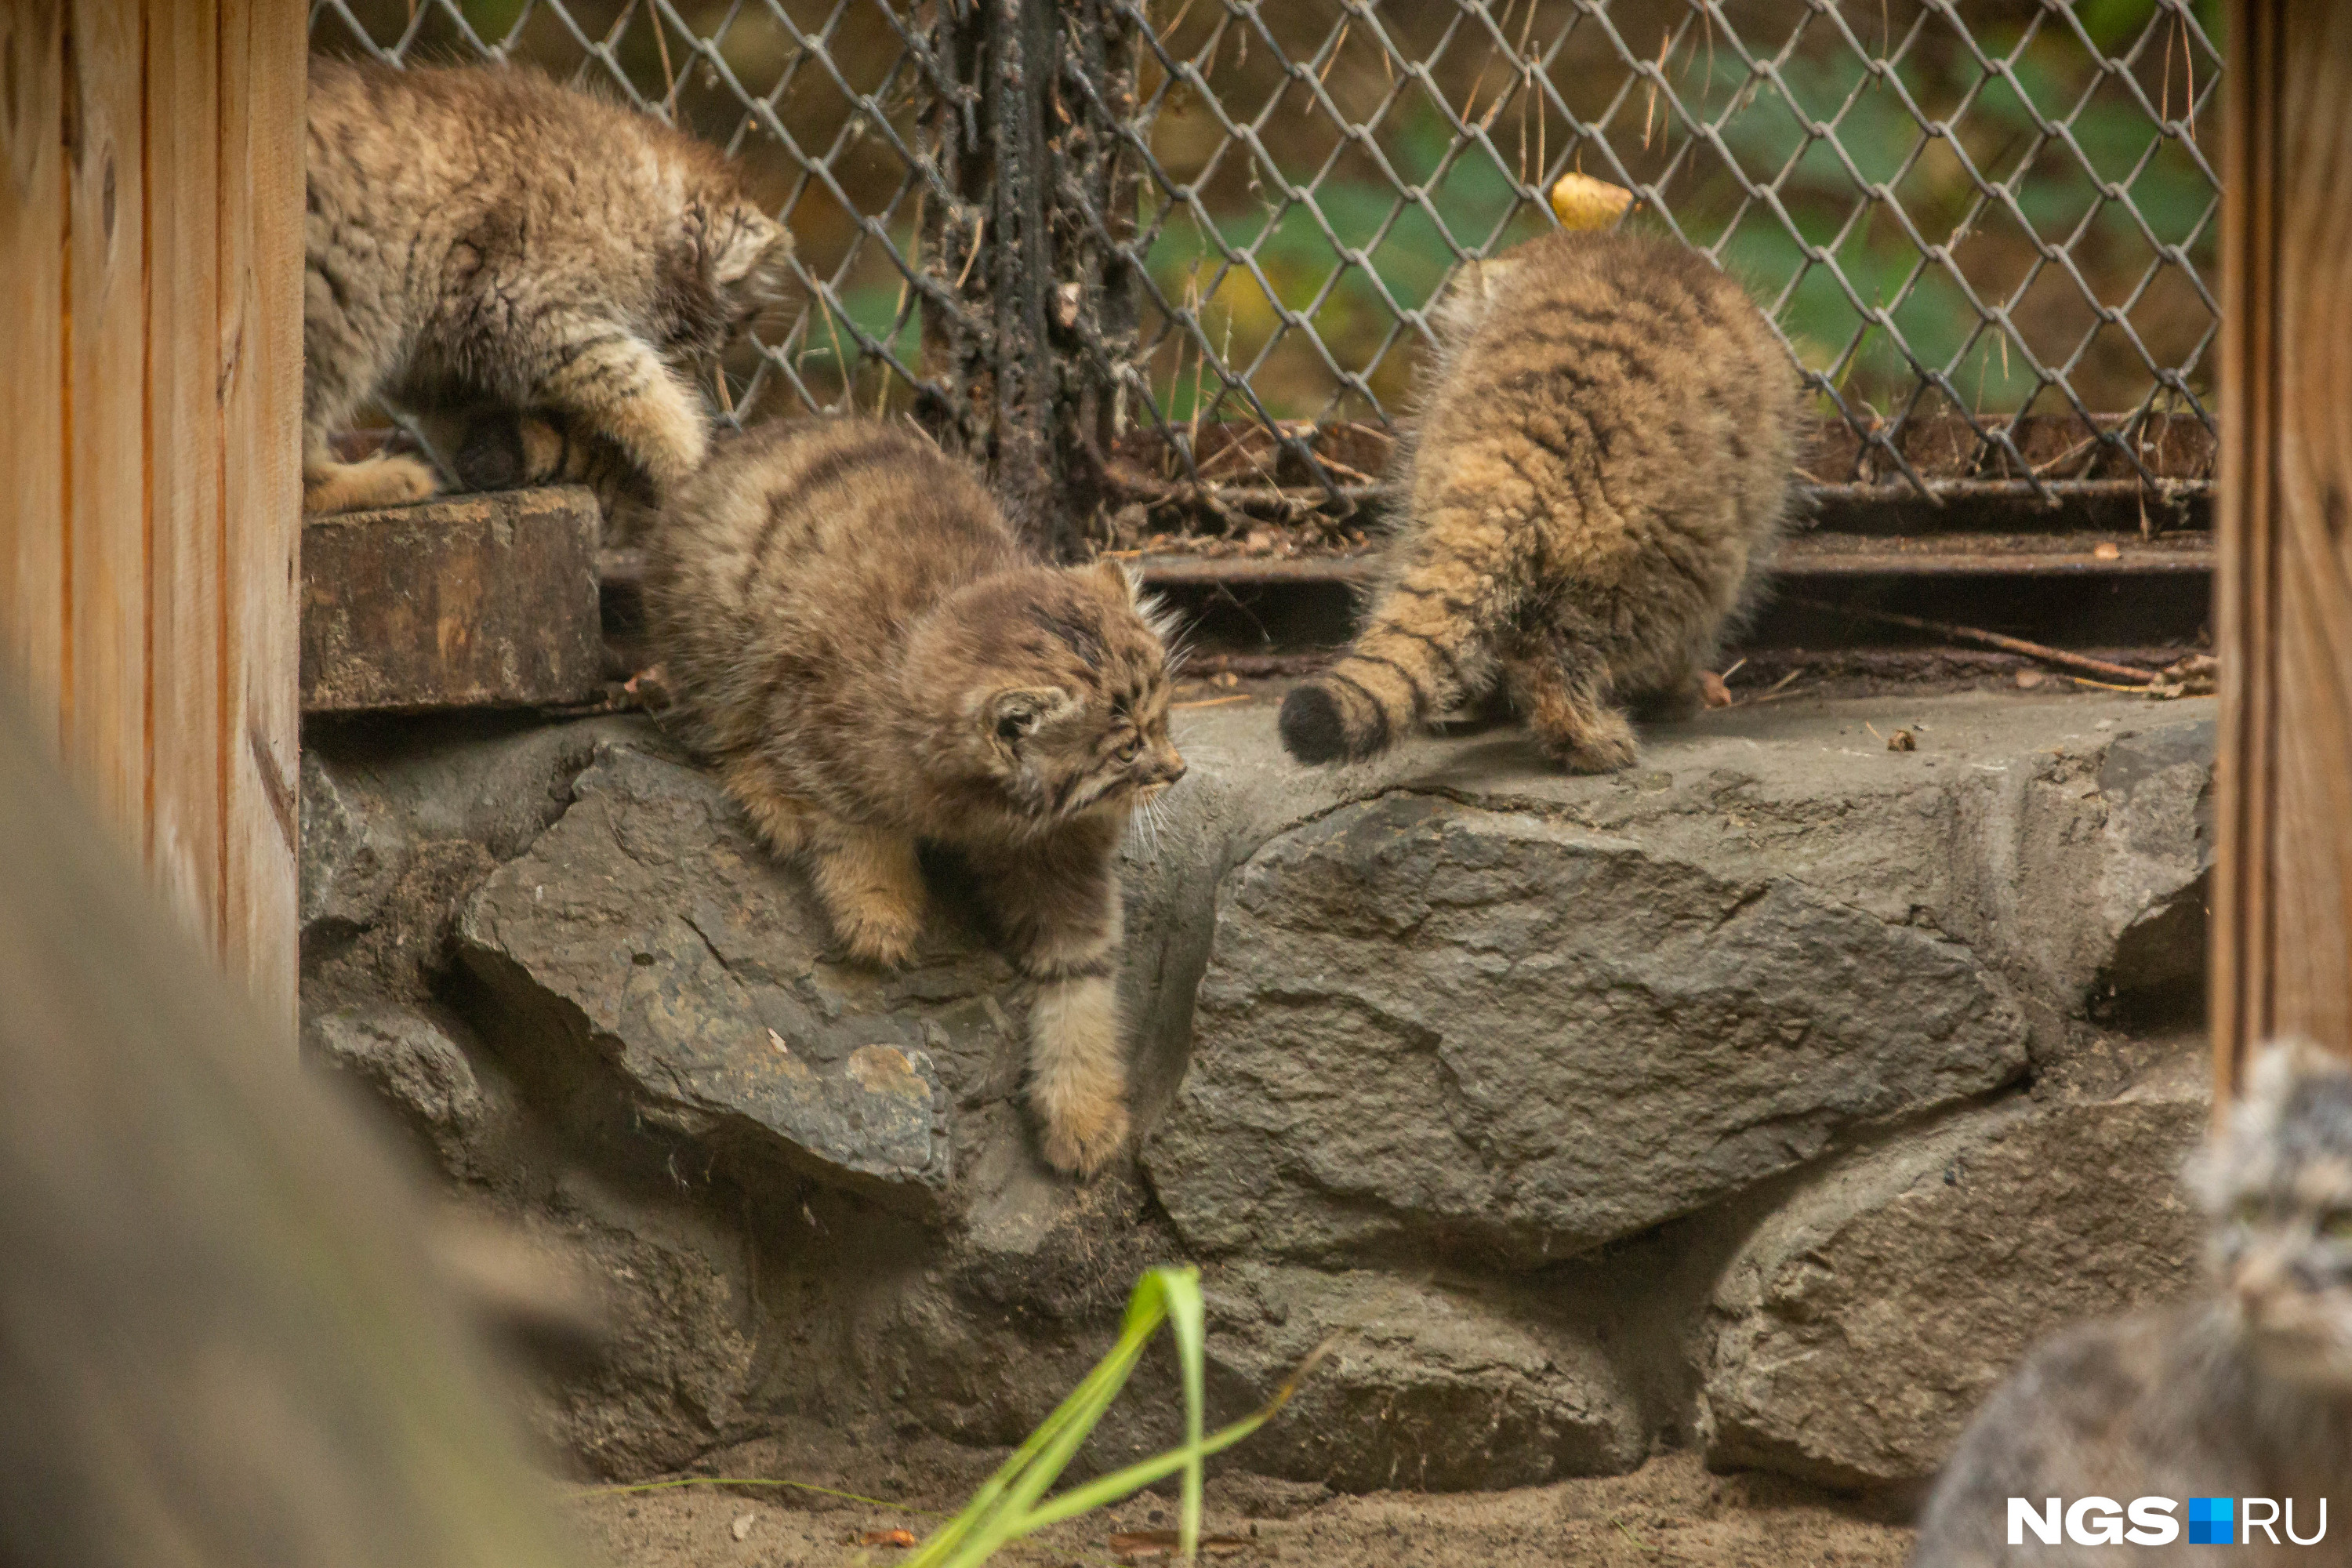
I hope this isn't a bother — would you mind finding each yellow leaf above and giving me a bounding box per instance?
[1548,172,1635,231]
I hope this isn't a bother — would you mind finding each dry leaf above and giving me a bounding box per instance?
[857,1530,918,1548]
[1548,171,1635,230]
[1698,670,1733,709]
[2091,540,2122,561]
[730,1512,757,1542]
[1887,728,1918,753]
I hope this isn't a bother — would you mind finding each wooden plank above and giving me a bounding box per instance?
[2212,0,2352,1094]
[143,0,221,949]
[216,0,301,1027]
[64,0,151,845]
[301,489,604,713]
[0,2,66,748]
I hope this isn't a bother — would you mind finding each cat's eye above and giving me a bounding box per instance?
[2322,1210,2352,1242]
[1116,735,1143,763]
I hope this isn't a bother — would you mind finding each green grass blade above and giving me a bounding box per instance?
[1019,1330,1334,1535]
[909,1275,1172,1568]
[1155,1268,1208,1560]
[904,1268,1330,1568]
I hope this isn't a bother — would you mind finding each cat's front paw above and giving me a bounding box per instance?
[837,906,920,970]
[303,453,439,515]
[1040,1094,1131,1178]
[1544,709,1639,775]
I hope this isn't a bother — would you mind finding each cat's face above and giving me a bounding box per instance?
[948,561,1186,824]
[2194,1040,2352,1388]
[657,198,791,365]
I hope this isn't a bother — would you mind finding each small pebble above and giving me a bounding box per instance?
[731,1511,757,1542]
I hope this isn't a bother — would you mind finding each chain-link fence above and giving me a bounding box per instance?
[308,0,2222,546]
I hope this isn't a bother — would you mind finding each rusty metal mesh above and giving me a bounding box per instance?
[309,1,2222,506]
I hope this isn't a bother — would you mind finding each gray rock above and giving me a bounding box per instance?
[1147,792,2031,1267]
[459,742,1019,1205]
[1697,1061,2209,1490]
[1200,1264,1646,1491]
[306,1002,499,1174]
[299,749,409,933]
[2095,720,2213,997]
[514,1200,760,1476]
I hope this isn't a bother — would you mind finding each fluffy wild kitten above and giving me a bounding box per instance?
[1278,229,1799,773]
[303,59,788,517]
[647,419,1186,1176]
[1911,1040,2352,1566]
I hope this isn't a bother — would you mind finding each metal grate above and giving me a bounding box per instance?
[308,1,2223,519]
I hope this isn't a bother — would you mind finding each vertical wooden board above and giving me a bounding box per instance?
[64,0,150,843]
[2212,0,2281,1098]
[0,1,65,742]
[2267,0,2352,1058]
[143,0,222,949]
[217,0,300,1025]
[2214,0,2352,1093]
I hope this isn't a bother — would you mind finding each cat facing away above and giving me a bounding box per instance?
[303,59,789,517]
[1912,1040,2352,1566]
[647,419,1186,1176]
[1278,228,1800,773]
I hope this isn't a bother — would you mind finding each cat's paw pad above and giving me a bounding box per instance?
[1041,1096,1131,1178]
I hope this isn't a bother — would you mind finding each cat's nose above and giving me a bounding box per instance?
[1157,750,1186,785]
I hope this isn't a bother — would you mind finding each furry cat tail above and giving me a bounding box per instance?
[1278,553,1510,764]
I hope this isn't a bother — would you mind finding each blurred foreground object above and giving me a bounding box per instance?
[1910,1040,2352,1565]
[0,680,579,1568]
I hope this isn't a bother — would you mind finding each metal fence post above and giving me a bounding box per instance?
[921,0,1140,562]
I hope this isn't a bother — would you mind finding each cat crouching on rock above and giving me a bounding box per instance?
[647,420,1185,1178]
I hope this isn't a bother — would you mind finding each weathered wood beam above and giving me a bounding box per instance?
[2212,0,2352,1091]
[300,489,604,714]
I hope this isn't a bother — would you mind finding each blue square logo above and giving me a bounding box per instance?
[2188,1497,2235,1545]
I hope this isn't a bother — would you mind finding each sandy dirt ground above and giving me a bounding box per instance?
[567,1439,1913,1568]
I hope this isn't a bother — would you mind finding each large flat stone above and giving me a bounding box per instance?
[1142,697,2217,1270]
[1696,1058,2208,1489]
[1147,792,2031,1267]
[457,742,1018,1205]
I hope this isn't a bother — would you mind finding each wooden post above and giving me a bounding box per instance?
[2212,0,2352,1094]
[0,0,302,1025]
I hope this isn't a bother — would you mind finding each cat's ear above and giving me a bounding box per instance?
[1429,260,1508,346]
[984,686,1074,750]
[1088,557,1139,603]
[713,208,790,295]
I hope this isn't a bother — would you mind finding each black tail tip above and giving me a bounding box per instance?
[1279,682,1353,764]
